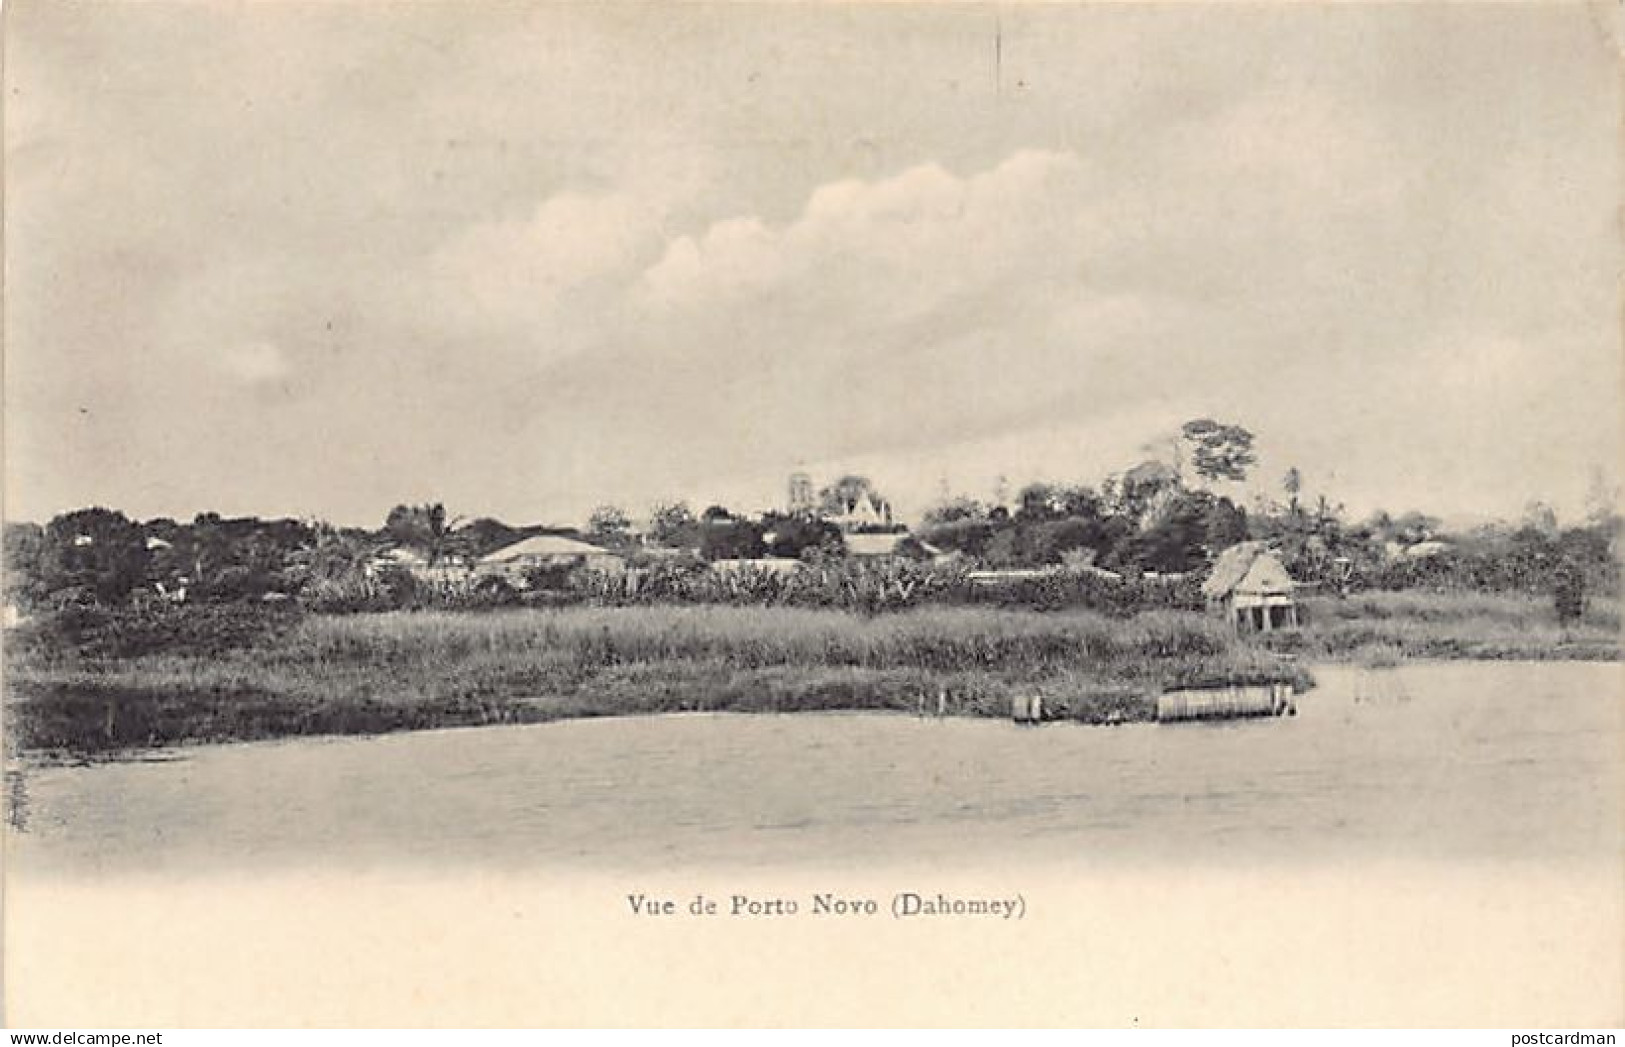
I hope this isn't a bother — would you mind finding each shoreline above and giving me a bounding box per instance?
[12,649,1619,770]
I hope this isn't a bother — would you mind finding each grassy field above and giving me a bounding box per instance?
[7,604,1308,754]
[1293,591,1620,664]
[5,589,1617,757]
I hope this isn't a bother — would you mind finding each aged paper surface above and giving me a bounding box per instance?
[4,0,1623,1028]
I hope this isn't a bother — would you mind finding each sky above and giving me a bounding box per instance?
[5,2,1621,530]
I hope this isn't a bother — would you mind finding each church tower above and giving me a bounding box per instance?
[788,471,814,515]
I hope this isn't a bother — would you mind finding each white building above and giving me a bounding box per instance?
[477,535,626,580]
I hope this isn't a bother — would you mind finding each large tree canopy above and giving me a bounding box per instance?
[383,503,463,564]
[1181,418,1257,484]
[817,475,884,516]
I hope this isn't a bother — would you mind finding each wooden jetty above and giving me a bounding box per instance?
[1156,682,1296,723]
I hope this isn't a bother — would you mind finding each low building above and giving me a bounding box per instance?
[1383,539,1451,562]
[828,493,894,532]
[965,562,1123,587]
[965,568,1053,587]
[478,535,625,581]
[843,532,943,561]
[365,545,474,585]
[1201,541,1300,632]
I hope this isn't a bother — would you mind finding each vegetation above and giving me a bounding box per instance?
[6,604,1310,754]
[3,413,1619,758]
[1289,591,1620,662]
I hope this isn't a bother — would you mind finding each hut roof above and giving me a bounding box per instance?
[479,535,614,564]
[1202,541,1294,599]
[843,533,943,558]
[374,545,430,566]
[844,532,911,557]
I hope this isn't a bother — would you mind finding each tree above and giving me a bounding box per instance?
[37,508,151,605]
[1201,494,1249,552]
[295,524,373,584]
[3,521,45,610]
[817,475,883,517]
[384,503,462,565]
[1016,483,1063,523]
[917,517,998,558]
[1311,494,1344,531]
[1389,511,1439,545]
[760,512,842,559]
[700,518,765,561]
[921,495,987,527]
[1017,483,1103,524]
[1055,485,1104,519]
[1116,460,1180,525]
[1554,558,1586,624]
[645,501,699,548]
[459,517,523,559]
[1282,467,1303,517]
[1027,517,1111,565]
[1117,493,1214,574]
[1181,418,1257,484]
[587,504,632,544]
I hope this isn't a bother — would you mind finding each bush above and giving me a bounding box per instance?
[1554,562,1586,625]
[7,602,302,665]
[949,571,1203,617]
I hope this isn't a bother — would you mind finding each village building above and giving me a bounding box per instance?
[1385,539,1451,561]
[843,532,944,561]
[828,492,895,533]
[364,545,474,585]
[477,534,625,581]
[965,567,1053,587]
[965,559,1122,587]
[365,545,429,576]
[1201,541,1301,632]
[787,471,816,515]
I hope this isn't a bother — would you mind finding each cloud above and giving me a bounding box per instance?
[637,150,1093,320]
[7,3,1616,527]
[429,190,666,337]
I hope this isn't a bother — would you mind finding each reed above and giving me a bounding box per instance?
[1293,592,1621,661]
[6,604,1308,754]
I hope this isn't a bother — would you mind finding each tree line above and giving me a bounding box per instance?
[3,416,1618,617]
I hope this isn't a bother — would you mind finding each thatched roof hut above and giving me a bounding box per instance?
[1202,541,1299,631]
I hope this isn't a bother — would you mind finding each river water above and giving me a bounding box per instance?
[10,660,1621,876]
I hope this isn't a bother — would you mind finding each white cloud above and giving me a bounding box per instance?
[428,189,664,335]
[637,150,1093,321]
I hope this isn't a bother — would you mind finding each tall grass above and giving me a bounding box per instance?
[1292,591,1620,661]
[295,604,1238,671]
[20,591,1610,757]
[7,605,1307,754]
